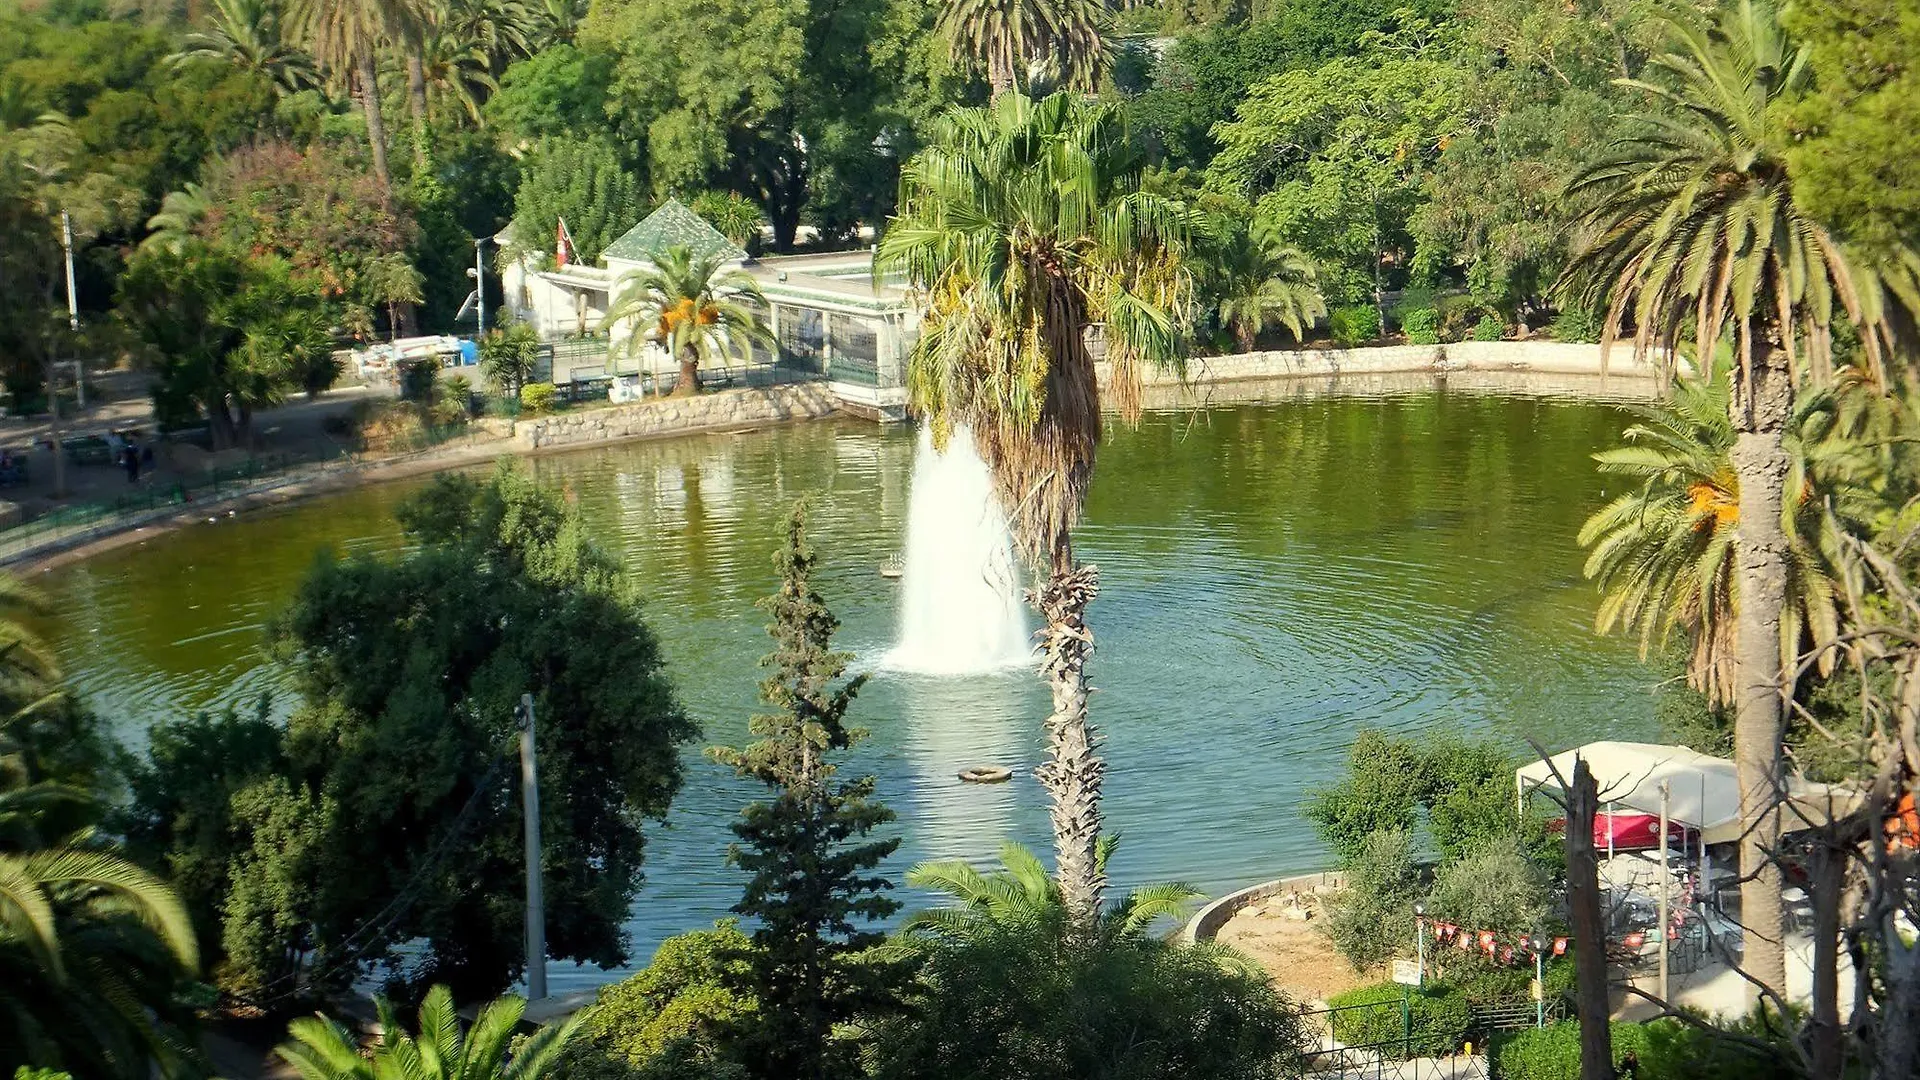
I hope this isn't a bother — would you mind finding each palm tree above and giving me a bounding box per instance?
[937,0,1111,99]
[1204,221,1325,351]
[2,692,202,1079]
[139,183,210,256]
[277,984,581,1080]
[905,839,1201,943]
[691,190,767,249]
[1577,372,1880,706]
[436,0,537,73]
[1558,0,1914,996]
[367,252,425,340]
[286,0,419,201]
[600,244,774,397]
[169,0,320,94]
[877,92,1193,934]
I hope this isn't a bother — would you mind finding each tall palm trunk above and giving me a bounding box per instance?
[355,50,394,209]
[405,50,430,166]
[675,344,700,396]
[1033,543,1104,934]
[1730,337,1793,1000]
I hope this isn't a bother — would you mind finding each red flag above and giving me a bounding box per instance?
[1552,937,1569,956]
[1479,931,1497,955]
[1500,946,1514,964]
[555,217,575,268]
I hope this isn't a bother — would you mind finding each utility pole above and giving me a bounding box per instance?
[474,237,487,338]
[517,693,547,1000]
[60,209,83,410]
[61,209,78,332]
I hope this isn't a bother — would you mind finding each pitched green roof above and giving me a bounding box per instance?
[601,198,748,265]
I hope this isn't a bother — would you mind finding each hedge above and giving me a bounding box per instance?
[520,381,557,414]
[1493,1018,1802,1080]
[1326,981,1470,1059]
[1330,305,1382,347]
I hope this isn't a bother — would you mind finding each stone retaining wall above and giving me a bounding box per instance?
[514,383,837,450]
[1183,870,1347,944]
[1106,340,1669,389]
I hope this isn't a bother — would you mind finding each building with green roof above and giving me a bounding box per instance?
[498,201,912,417]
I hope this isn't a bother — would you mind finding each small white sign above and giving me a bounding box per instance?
[1391,959,1422,987]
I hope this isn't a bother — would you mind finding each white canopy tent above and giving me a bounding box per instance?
[1515,740,1861,844]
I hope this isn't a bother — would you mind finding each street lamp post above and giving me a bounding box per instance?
[473,237,487,337]
[1414,901,1427,985]
[1530,934,1548,1028]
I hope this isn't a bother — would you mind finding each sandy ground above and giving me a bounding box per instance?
[1213,896,1380,1006]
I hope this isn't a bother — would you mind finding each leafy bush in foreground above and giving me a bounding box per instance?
[1326,981,1469,1059]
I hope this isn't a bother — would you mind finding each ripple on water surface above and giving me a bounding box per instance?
[38,395,1660,992]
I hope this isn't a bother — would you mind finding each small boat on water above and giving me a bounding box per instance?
[879,554,904,579]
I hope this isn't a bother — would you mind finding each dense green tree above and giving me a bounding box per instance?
[1305,729,1554,868]
[602,245,774,395]
[879,91,1193,932]
[706,502,902,1080]
[581,0,935,248]
[507,136,641,267]
[278,984,581,1080]
[484,43,612,146]
[117,241,336,444]
[1778,0,1920,262]
[127,465,697,1003]
[119,701,284,960]
[1207,38,1467,310]
[1557,0,1916,997]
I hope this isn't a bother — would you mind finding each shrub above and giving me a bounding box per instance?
[868,918,1310,1080]
[1322,828,1424,971]
[397,354,439,401]
[1326,981,1470,1059]
[1436,294,1479,342]
[552,923,756,1080]
[430,375,474,426]
[1424,838,1552,946]
[521,381,557,414]
[1398,306,1440,345]
[1547,307,1602,343]
[1330,305,1381,347]
[1472,316,1506,341]
[1492,1016,1799,1080]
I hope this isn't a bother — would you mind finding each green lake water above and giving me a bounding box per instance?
[38,388,1662,992]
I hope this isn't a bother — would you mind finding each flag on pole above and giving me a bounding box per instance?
[555,217,576,268]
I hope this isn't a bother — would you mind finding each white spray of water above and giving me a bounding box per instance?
[885,425,1033,675]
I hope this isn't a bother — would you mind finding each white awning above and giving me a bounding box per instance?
[1515,740,1860,844]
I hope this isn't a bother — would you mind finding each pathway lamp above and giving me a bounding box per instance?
[1530,933,1548,1028]
[1413,901,1426,985]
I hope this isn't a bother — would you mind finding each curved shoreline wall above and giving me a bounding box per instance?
[1182,870,1347,944]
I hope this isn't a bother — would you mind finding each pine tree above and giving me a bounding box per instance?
[709,501,903,1080]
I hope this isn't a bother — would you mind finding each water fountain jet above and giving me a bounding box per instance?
[885,426,1032,675]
